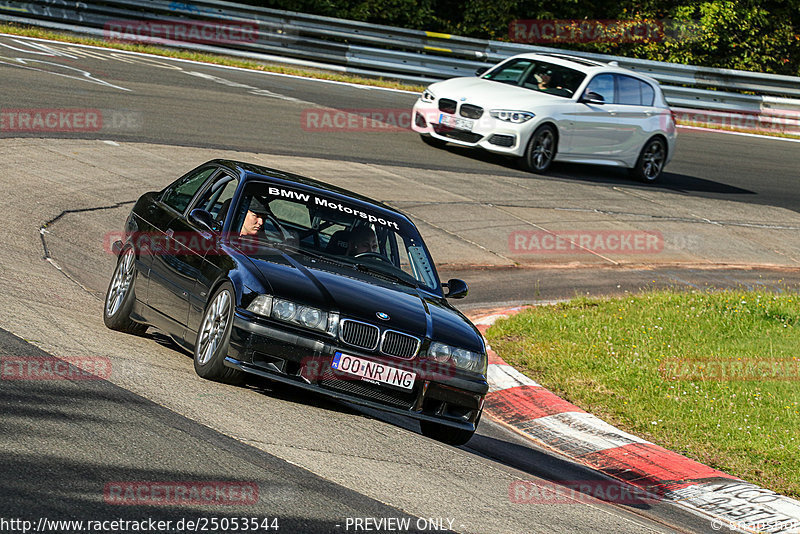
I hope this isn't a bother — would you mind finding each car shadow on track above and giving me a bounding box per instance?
[345,402,665,513]
[145,329,362,416]
[142,329,676,521]
[434,144,755,196]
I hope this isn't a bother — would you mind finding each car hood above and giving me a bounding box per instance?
[430,77,566,110]
[243,252,484,353]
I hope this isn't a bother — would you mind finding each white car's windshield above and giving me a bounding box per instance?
[483,58,586,98]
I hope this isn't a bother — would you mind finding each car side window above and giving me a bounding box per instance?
[616,75,655,106]
[192,174,239,225]
[162,167,216,214]
[641,81,655,106]
[584,74,615,104]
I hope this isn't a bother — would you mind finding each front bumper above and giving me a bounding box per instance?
[411,100,532,157]
[227,313,488,431]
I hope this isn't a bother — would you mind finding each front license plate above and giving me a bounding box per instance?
[439,113,474,131]
[331,352,416,390]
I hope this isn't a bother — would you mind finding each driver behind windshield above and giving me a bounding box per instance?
[347,225,379,256]
[239,198,270,237]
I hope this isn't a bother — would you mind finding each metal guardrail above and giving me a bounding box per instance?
[1,0,799,133]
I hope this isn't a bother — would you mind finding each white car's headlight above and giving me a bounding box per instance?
[420,89,436,103]
[247,295,338,335]
[490,110,535,123]
[427,342,486,373]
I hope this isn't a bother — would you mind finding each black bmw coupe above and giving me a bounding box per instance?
[104,160,488,445]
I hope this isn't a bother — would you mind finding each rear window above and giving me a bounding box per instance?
[616,75,655,106]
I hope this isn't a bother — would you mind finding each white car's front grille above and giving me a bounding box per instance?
[459,104,484,119]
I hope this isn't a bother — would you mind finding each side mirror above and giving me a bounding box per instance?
[475,66,489,76]
[579,91,605,105]
[189,209,220,234]
[443,278,468,299]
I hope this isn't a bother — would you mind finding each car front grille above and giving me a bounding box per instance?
[432,125,483,143]
[320,369,417,409]
[438,98,457,114]
[459,104,484,119]
[340,319,380,350]
[381,331,420,359]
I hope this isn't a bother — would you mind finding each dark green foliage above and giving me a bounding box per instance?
[237,1,800,75]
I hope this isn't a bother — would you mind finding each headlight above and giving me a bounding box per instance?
[490,110,535,123]
[427,342,486,373]
[272,299,296,321]
[247,295,337,335]
[420,88,436,103]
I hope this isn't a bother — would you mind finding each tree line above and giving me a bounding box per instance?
[246,0,799,76]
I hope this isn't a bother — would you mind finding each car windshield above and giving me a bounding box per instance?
[482,58,586,98]
[229,181,441,291]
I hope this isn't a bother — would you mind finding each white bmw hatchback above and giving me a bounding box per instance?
[411,53,677,182]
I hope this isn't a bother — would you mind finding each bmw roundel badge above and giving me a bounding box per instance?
[376,312,390,321]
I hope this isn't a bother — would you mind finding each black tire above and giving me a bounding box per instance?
[103,247,148,335]
[521,125,557,173]
[420,420,476,446]
[193,282,243,383]
[420,134,447,148]
[631,137,667,183]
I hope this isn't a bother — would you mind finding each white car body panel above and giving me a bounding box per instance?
[411,53,676,171]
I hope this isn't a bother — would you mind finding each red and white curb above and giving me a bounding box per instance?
[471,307,800,534]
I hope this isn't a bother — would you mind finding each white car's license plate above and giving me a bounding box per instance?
[439,113,474,131]
[331,352,416,390]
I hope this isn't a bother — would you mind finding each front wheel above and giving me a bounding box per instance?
[193,282,242,383]
[631,137,667,183]
[103,247,148,335]
[420,420,476,446]
[521,125,557,173]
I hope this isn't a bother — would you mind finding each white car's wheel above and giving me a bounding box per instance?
[522,125,557,173]
[631,137,667,183]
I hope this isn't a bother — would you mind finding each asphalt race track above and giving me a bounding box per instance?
[2,34,800,534]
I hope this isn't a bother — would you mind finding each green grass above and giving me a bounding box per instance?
[0,23,424,93]
[485,290,800,497]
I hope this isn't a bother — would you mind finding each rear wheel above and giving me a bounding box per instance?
[521,125,557,173]
[631,137,667,182]
[420,134,447,148]
[420,419,477,446]
[193,282,243,383]
[103,247,148,335]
